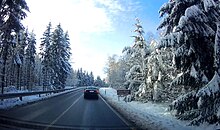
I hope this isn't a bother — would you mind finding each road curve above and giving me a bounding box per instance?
[0,88,136,130]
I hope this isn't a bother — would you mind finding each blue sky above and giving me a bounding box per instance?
[23,0,168,78]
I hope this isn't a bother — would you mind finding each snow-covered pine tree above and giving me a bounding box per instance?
[76,68,83,87]
[144,47,178,102]
[34,54,43,87]
[161,0,220,125]
[123,18,150,100]
[84,72,95,86]
[25,31,36,90]
[84,72,90,86]
[6,30,26,89]
[191,22,220,125]
[89,72,95,86]
[7,29,28,90]
[158,0,220,91]
[0,0,29,94]
[170,22,220,125]
[60,31,71,87]
[81,71,87,86]
[40,22,53,91]
[40,22,52,53]
[65,69,78,87]
[50,24,71,89]
[75,69,96,87]
[6,36,19,88]
[214,22,220,75]
[17,29,28,90]
[94,76,104,87]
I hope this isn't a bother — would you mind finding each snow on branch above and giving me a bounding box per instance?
[203,0,216,12]
[196,72,220,97]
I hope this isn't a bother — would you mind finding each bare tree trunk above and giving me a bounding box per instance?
[11,63,16,87]
[16,65,21,90]
[20,65,25,90]
[27,66,30,90]
[29,68,32,91]
[1,45,9,94]
[1,61,6,94]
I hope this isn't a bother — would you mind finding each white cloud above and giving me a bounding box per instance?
[22,0,140,78]
[24,0,113,33]
[95,0,125,14]
[22,0,115,77]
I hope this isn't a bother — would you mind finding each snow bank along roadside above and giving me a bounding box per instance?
[99,87,218,130]
[0,86,78,110]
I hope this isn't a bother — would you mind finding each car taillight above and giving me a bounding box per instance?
[96,90,99,94]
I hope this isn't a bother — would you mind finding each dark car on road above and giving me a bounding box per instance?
[84,87,99,99]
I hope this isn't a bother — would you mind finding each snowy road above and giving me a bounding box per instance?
[0,88,135,129]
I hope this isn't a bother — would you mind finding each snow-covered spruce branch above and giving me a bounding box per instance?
[169,72,220,125]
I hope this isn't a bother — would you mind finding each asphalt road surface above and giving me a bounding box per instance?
[0,88,135,130]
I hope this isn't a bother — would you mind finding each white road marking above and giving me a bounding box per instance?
[44,94,83,130]
[99,95,134,129]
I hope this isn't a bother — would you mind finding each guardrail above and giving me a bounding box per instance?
[0,87,79,101]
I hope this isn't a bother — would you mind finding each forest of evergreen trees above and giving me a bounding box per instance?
[65,68,107,87]
[0,0,105,94]
[105,0,220,125]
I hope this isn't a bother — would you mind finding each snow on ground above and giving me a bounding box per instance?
[99,87,219,130]
[0,86,76,110]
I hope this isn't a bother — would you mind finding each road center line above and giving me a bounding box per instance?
[44,94,83,130]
